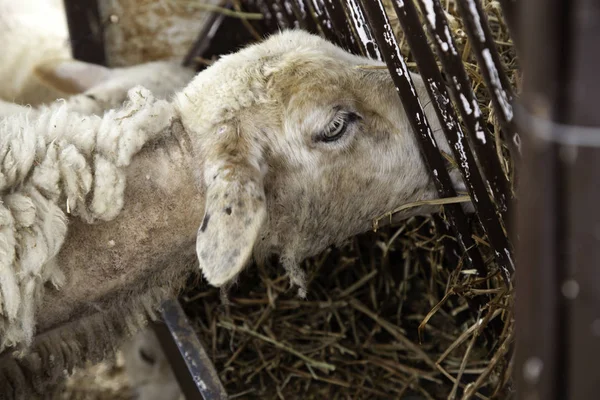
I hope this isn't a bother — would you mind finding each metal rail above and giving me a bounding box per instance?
[153,299,228,400]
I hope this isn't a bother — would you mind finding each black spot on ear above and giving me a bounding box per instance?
[86,94,97,101]
[224,207,232,215]
[200,213,211,232]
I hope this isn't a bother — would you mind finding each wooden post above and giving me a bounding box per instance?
[515,0,600,398]
[63,0,106,65]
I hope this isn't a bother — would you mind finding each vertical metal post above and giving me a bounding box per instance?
[358,0,487,278]
[498,0,518,43]
[389,0,514,284]
[414,0,512,219]
[455,0,521,159]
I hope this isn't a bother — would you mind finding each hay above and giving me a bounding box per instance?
[177,219,514,399]
[63,1,518,398]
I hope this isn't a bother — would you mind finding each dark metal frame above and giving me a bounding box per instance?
[62,0,517,396]
[153,300,228,400]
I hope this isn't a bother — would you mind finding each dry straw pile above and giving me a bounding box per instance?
[63,1,519,398]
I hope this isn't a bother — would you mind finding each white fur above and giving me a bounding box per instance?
[0,87,177,350]
[0,0,195,108]
[0,0,70,103]
[0,61,195,118]
[122,329,184,400]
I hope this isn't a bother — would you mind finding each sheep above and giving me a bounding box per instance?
[122,329,184,400]
[0,0,71,105]
[0,58,194,399]
[0,100,28,117]
[0,60,195,118]
[0,29,466,397]
[0,57,194,349]
[0,0,196,107]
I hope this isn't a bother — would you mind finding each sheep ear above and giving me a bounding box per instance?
[196,131,267,287]
[33,59,112,94]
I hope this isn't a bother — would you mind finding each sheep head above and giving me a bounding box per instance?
[176,30,458,294]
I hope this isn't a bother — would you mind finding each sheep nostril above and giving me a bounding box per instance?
[139,348,156,365]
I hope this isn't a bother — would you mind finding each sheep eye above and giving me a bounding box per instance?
[319,111,357,142]
[139,348,156,365]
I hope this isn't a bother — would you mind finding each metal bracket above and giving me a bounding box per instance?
[152,298,228,400]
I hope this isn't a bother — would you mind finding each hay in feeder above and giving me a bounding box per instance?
[61,1,519,398]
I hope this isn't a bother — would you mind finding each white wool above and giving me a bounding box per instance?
[0,86,177,351]
[0,99,30,118]
[0,61,195,119]
[0,0,70,103]
[123,329,184,400]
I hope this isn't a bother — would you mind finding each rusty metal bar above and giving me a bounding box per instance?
[389,0,513,283]
[455,0,521,159]
[326,0,364,54]
[153,299,228,400]
[290,0,320,32]
[273,0,298,28]
[63,0,106,65]
[183,3,258,71]
[310,0,355,52]
[358,0,486,277]
[332,0,368,56]
[345,0,382,60]
[415,0,512,220]
[307,0,345,44]
[254,0,279,31]
[266,0,292,28]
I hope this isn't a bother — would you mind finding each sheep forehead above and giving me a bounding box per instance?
[176,30,374,136]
